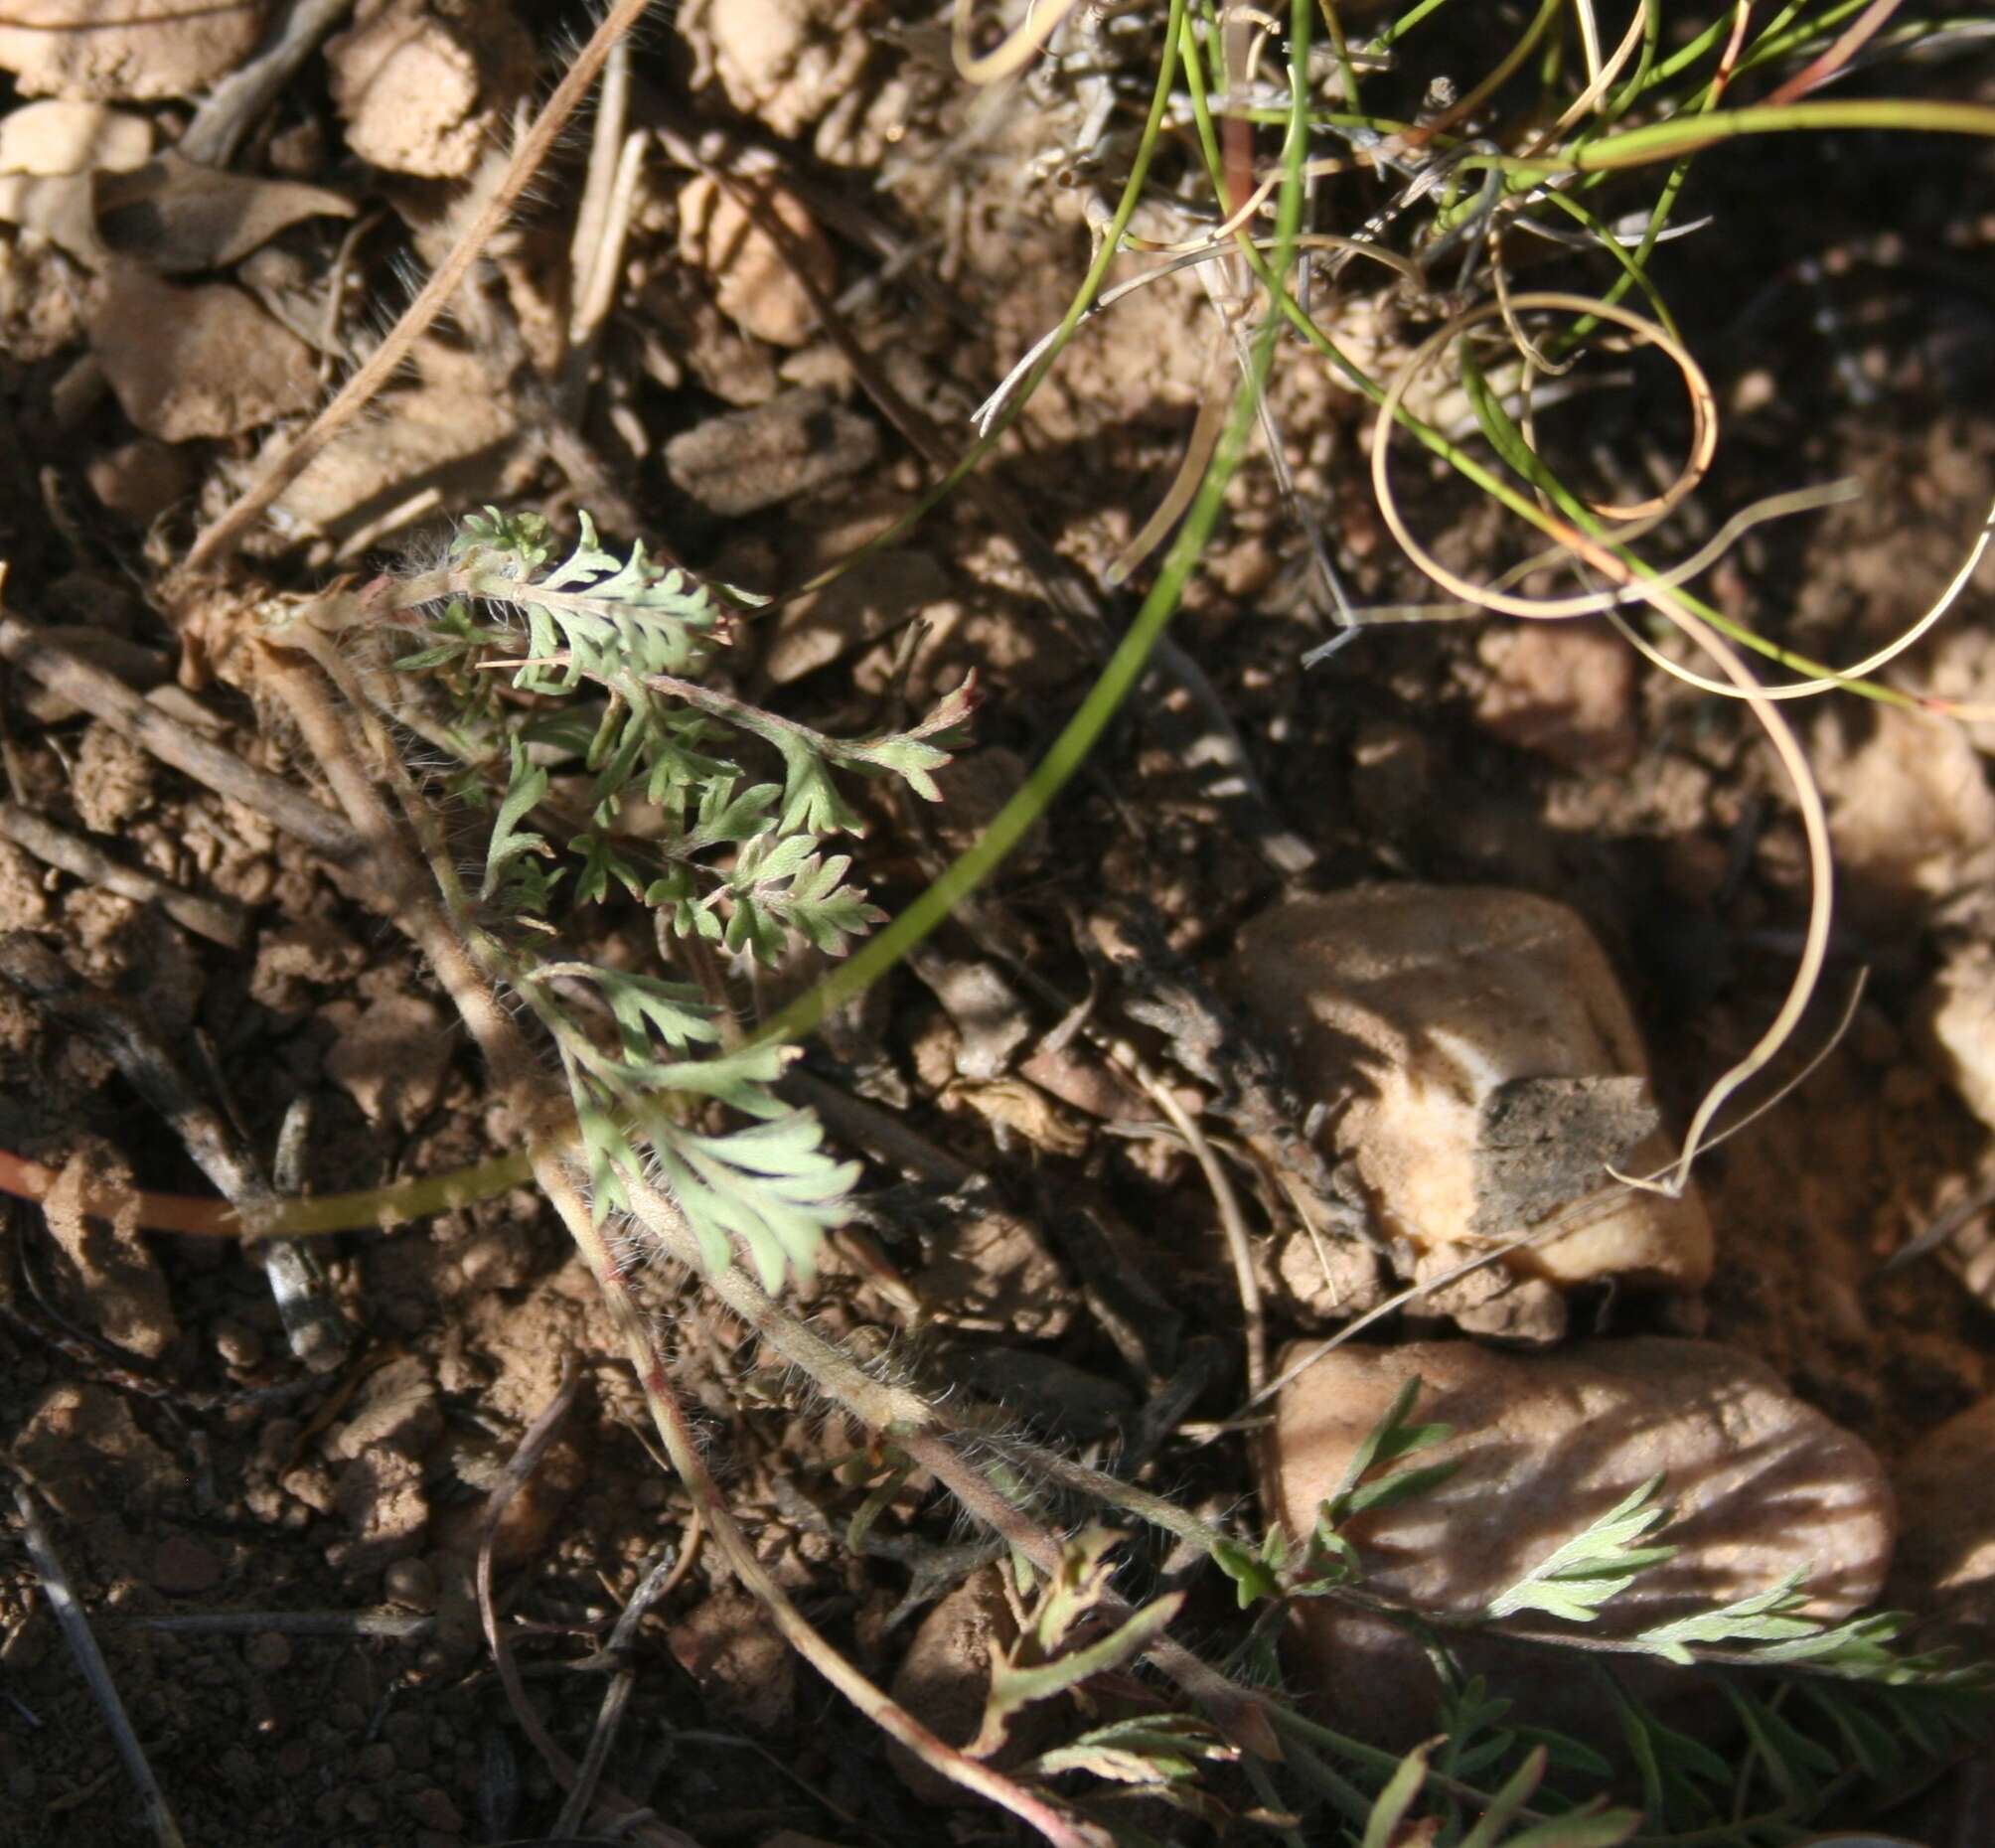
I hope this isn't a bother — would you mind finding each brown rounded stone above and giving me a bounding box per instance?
[1263,1336,1895,1748]
[1229,886,1714,1297]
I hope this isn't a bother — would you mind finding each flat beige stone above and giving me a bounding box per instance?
[0,0,260,100]
[1230,886,1713,1291]
[1264,1337,1895,1744]
[677,172,835,348]
[0,100,150,175]
[1918,943,1995,1134]
[91,270,318,440]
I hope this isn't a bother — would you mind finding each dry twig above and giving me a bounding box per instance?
[10,1474,187,1848]
[0,588,358,861]
[179,0,356,168]
[0,800,246,949]
[552,1518,699,1837]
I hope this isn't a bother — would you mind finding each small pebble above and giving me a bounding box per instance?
[214,1319,265,1369]
[407,1786,464,1832]
[383,1557,439,1612]
[280,1464,337,1516]
[243,1631,291,1672]
[152,1534,223,1596]
[357,1742,396,1781]
[1264,1336,1893,1749]
[1231,887,1712,1299]
[86,437,192,527]
[275,1742,311,1777]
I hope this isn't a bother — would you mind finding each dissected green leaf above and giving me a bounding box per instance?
[1800,1681,1906,1782]
[686,776,779,850]
[1610,1675,1731,1830]
[482,737,553,904]
[824,673,982,800]
[1435,1675,1522,1785]
[1724,1682,1837,1809]
[771,730,864,837]
[1340,1459,1464,1522]
[648,1109,860,1290]
[1317,1374,1458,1536]
[474,510,721,693]
[717,837,886,965]
[453,505,553,568]
[1485,1477,1677,1623]
[572,830,647,905]
[583,968,718,1060]
[1508,1726,1612,1781]
[388,511,979,1289]
[1634,1571,1818,1664]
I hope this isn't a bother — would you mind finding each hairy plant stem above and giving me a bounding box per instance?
[615,1166,1281,1754]
[257,626,1104,1847]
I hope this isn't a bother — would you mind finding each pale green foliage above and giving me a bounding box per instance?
[1483,1476,1679,1622]
[411,508,975,939]
[1486,1481,1954,1685]
[387,508,975,1288]
[455,505,719,688]
[1312,1371,1461,1541]
[951,1527,1243,1829]
[1636,1572,1892,1667]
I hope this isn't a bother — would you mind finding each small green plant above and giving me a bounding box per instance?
[177,0,1995,1839]
[296,508,975,1290]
